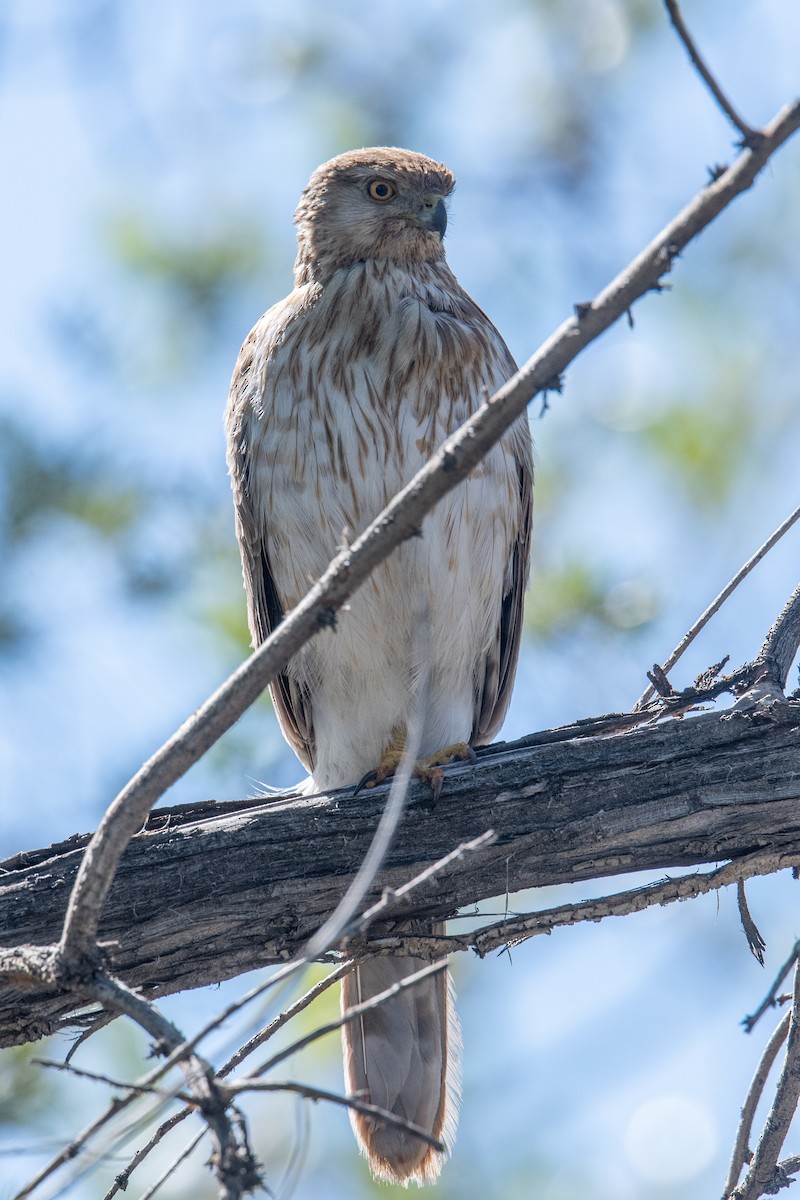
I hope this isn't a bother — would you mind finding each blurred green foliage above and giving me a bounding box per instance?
[109,214,267,322]
[0,416,142,546]
[0,1044,56,1124]
[640,390,753,510]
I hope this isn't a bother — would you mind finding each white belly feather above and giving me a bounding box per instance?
[246,261,524,790]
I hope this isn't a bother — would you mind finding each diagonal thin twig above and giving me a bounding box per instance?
[226,1080,444,1154]
[635,503,800,709]
[249,959,447,1080]
[360,850,799,961]
[663,0,761,147]
[744,941,800,1035]
[724,1010,792,1198]
[137,1127,206,1200]
[731,961,800,1199]
[356,831,496,932]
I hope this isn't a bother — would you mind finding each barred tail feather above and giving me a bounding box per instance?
[341,929,460,1185]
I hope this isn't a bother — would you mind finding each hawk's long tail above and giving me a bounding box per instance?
[341,927,460,1184]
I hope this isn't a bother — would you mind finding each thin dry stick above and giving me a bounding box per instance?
[724,1011,792,1198]
[136,1127,205,1200]
[103,1108,196,1200]
[663,0,761,146]
[359,850,799,961]
[744,941,800,1034]
[635,502,800,709]
[226,1080,444,1153]
[250,959,447,1080]
[53,99,800,969]
[356,830,497,932]
[222,960,356,1076]
[32,1059,191,1104]
[51,829,497,1200]
[732,962,800,1200]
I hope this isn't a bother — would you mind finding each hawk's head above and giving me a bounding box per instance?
[293,147,455,285]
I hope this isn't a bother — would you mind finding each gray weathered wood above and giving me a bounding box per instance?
[2,702,800,1047]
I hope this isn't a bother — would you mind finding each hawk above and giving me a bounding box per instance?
[226,148,533,1183]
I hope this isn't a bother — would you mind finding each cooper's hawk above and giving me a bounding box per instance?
[226,147,533,1183]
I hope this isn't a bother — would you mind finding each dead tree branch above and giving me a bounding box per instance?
[725,1012,792,1198]
[4,685,800,1046]
[730,963,800,1199]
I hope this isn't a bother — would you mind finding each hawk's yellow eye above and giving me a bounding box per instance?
[367,179,396,202]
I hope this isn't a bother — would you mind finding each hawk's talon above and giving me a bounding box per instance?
[420,765,445,808]
[353,769,379,796]
[356,739,474,802]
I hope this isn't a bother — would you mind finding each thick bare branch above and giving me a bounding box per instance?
[4,698,800,1047]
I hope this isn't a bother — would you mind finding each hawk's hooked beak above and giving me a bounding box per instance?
[418,194,448,239]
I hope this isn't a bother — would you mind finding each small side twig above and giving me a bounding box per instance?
[731,961,800,1199]
[744,940,800,1034]
[724,1011,792,1198]
[226,1079,444,1155]
[635,503,800,710]
[360,850,798,961]
[663,0,762,147]
[756,582,800,695]
[250,959,447,1079]
[355,830,497,932]
[737,879,767,965]
[32,1058,192,1104]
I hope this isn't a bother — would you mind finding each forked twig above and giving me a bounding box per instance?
[724,1011,792,1198]
[744,941,800,1035]
[226,1079,444,1153]
[250,959,447,1080]
[730,962,800,1199]
[635,503,800,709]
[663,0,762,147]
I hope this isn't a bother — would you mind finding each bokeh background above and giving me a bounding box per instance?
[1,1,799,1197]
